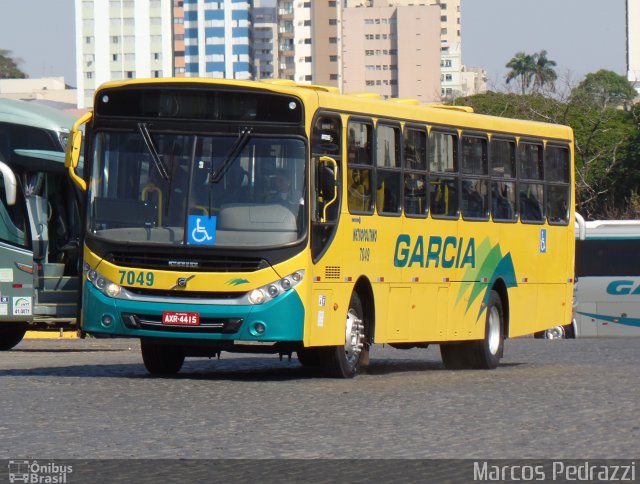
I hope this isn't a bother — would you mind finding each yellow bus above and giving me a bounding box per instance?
[66,79,575,377]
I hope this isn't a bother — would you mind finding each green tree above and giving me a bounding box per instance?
[570,69,637,110]
[505,52,536,95]
[531,50,557,92]
[453,71,640,219]
[0,49,27,79]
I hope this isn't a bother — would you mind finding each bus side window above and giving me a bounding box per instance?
[347,120,374,213]
[429,131,458,218]
[312,116,341,155]
[490,138,517,222]
[376,123,401,215]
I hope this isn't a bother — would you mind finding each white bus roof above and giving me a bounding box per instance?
[575,220,640,239]
[0,98,75,133]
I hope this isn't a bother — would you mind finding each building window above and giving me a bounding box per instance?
[329,55,338,62]
[329,0,336,6]
[126,71,134,78]
[330,74,338,80]
[329,19,337,26]
[329,37,337,44]
[441,3,447,9]
[112,54,119,61]
[112,36,119,43]
[86,72,93,79]
[441,28,448,35]
[441,16,447,21]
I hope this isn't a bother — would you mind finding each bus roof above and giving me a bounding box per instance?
[576,220,640,239]
[94,78,574,142]
[0,98,76,133]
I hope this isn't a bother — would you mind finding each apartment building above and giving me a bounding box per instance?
[342,2,441,101]
[252,7,278,80]
[174,0,185,76]
[75,0,173,108]
[181,0,252,79]
[275,1,338,83]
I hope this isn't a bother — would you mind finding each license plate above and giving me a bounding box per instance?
[162,311,200,326]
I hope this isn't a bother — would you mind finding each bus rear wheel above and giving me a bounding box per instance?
[0,324,28,351]
[440,290,504,370]
[141,340,185,375]
[296,348,323,367]
[320,292,368,378]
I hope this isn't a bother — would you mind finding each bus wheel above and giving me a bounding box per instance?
[0,324,28,351]
[534,325,568,339]
[469,290,504,369]
[141,340,185,375]
[440,290,504,370]
[440,343,470,370]
[297,348,322,367]
[320,292,368,378]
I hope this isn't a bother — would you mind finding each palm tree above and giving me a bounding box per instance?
[531,50,557,92]
[505,52,536,95]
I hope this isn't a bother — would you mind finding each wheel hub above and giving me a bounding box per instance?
[345,308,364,363]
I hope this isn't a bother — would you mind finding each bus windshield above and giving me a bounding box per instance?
[89,130,307,247]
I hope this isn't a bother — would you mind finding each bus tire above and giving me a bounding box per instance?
[0,324,28,351]
[468,290,504,369]
[440,342,471,370]
[320,292,368,378]
[297,348,323,367]
[141,340,185,375]
[440,290,504,370]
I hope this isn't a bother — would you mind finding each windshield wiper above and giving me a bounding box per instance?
[209,127,252,184]
[138,122,170,182]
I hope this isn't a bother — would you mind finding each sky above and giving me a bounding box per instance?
[0,0,629,90]
[461,0,627,90]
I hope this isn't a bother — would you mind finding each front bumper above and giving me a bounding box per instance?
[81,282,305,342]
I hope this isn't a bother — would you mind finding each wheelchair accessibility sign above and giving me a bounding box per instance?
[188,215,216,246]
[540,228,547,253]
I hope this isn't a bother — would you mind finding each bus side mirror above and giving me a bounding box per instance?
[65,111,93,191]
[317,156,338,223]
[0,160,17,205]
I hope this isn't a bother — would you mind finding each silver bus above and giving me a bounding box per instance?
[0,99,82,349]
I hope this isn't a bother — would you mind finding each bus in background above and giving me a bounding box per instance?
[0,99,82,350]
[66,79,575,377]
[573,220,640,337]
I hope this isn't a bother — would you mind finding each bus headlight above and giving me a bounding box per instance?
[248,289,266,305]
[106,283,122,297]
[85,267,123,299]
[245,270,304,305]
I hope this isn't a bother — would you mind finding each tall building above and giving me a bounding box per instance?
[342,2,441,101]
[277,0,467,99]
[627,0,640,92]
[75,0,174,108]
[252,7,278,80]
[173,0,186,77]
[182,0,252,79]
[275,1,339,84]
